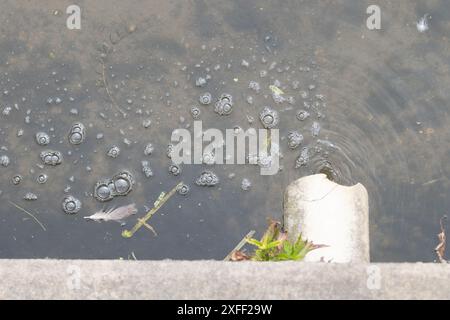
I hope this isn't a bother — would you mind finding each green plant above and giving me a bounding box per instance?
[245,220,283,261]
[272,235,315,261]
[243,219,325,262]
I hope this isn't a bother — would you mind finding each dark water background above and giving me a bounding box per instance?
[0,0,449,261]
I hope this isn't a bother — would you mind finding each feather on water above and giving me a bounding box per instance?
[84,203,137,224]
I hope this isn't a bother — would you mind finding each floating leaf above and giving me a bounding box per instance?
[269,85,284,96]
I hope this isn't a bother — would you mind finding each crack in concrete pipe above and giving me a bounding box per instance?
[283,174,370,263]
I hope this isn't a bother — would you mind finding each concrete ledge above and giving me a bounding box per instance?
[1,259,449,299]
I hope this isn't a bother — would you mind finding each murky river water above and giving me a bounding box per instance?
[0,0,449,261]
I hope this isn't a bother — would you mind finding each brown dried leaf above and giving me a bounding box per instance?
[276,230,288,250]
[434,215,447,263]
[261,218,281,243]
[231,250,250,261]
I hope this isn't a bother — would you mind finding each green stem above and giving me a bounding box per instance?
[122,182,182,238]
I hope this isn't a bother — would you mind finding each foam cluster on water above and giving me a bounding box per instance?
[93,171,135,202]
[195,171,219,187]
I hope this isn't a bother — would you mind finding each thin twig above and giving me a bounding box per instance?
[122,182,183,238]
[8,201,47,231]
[224,230,256,261]
[99,59,127,117]
[138,218,158,237]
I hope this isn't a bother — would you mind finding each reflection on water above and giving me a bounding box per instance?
[0,0,449,261]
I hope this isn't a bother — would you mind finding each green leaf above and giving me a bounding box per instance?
[253,249,270,261]
[246,238,263,248]
[294,234,306,248]
[297,243,313,260]
[260,220,280,246]
[283,241,293,255]
[265,240,282,250]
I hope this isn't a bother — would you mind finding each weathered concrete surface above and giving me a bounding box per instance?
[284,174,370,263]
[0,259,449,299]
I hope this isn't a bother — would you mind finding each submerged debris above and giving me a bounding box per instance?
[295,147,310,168]
[98,58,127,117]
[258,154,276,169]
[47,96,62,105]
[248,81,261,93]
[195,76,207,87]
[84,203,137,225]
[166,144,174,159]
[0,155,10,167]
[196,171,219,186]
[142,118,152,128]
[2,105,12,116]
[23,192,38,201]
[141,160,153,178]
[62,195,82,214]
[435,215,447,263]
[287,131,304,149]
[8,200,46,231]
[269,85,285,103]
[241,178,252,191]
[311,121,321,137]
[296,110,310,121]
[417,14,430,33]
[291,80,300,90]
[144,143,154,156]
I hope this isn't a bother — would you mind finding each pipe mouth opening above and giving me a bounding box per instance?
[317,162,337,182]
[313,159,355,187]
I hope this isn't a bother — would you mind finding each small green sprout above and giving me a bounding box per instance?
[241,219,325,262]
